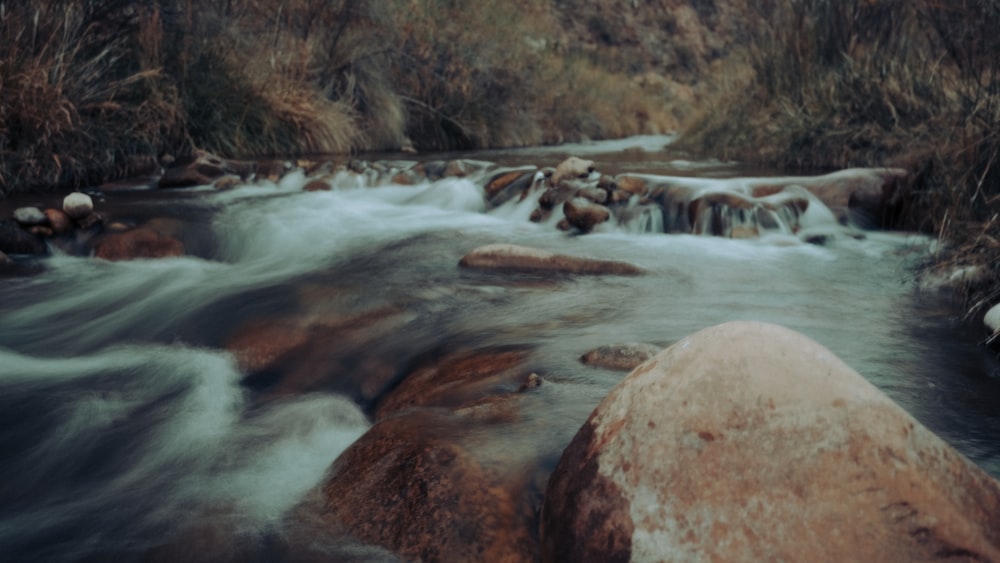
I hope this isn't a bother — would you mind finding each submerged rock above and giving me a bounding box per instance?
[374,347,533,420]
[579,342,662,372]
[459,244,644,276]
[93,227,185,261]
[542,321,1000,562]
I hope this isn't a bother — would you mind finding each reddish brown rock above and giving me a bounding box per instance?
[563,198,611,233]
[305,412,537,562]
[93,227,185,261]
[375,347,532,420]
[579,342,661,372]
[486,170,532,199]
[43,209,72,234]
[227,306,415,403]
[542,321,1000,562]
[303,179,331,192]
[459,244,643,276]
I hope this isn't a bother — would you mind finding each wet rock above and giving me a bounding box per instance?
[576,186,608,204]
[486,169,533,199]
[374,347,532,420]
[28,226,54,238]
[44,209,72,234]
[615,175,648,198]
[62,192,94,219]
[303,412,537,562]
[551,157,595,186]
[225,320,312,374]
[303,179,331,192]
[563,198,611,233]
[0,219,47,255]
[212,175,242,190]
[579,342,661,372]
[750,168,906,228]
[93,227,185,261]
[228,306,416,403]
[159,151,255,188]
[76,212,105,230]
[256,160,294,183]
[542,321,1000,562]
[13,207,47,226]
[0,250,10,264]
[918,264,990,292]
[459,244,644,276]
[985,303,1000,335]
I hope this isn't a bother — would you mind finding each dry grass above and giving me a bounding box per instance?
[676,0,1000,315]
[1,0,676,194]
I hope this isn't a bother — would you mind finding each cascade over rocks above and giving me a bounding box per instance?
[459,244,644,276]
[542,321,1000,562]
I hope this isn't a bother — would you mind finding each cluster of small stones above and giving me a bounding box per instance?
[0,193,98,263]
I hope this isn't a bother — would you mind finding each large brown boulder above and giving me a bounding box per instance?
[459,244,643,276]
[302,411,538,562]
[542,321,1000,562]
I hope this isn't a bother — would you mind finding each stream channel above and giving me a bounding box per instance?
[1,136,998,561]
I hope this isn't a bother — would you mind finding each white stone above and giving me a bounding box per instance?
[13,207,47,226]
[62,192,94,219]
[985,303,1000,333]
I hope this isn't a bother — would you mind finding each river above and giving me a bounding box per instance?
[1,136,998,561]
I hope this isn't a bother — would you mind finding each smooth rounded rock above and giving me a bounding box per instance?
[306,412,537,562]
[542,321,1000,563]
[43,209,72,234]
[459,244,643,276]
[13,207,47,226]
[62,192,94,219]
[985,303,1000,334]
[0,219,47,255]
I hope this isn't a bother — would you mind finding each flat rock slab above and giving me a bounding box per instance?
[579,342,662,372]
[542,321,1000,562]
[459,244,644,276]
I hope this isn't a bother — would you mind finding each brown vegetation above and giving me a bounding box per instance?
[0,0,678,194]
[677,0,1000,314]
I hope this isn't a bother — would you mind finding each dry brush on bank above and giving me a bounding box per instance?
[0,0,676,195]
[678,0,1000,315]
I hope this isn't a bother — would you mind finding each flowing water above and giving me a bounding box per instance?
[1,136,999,561]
